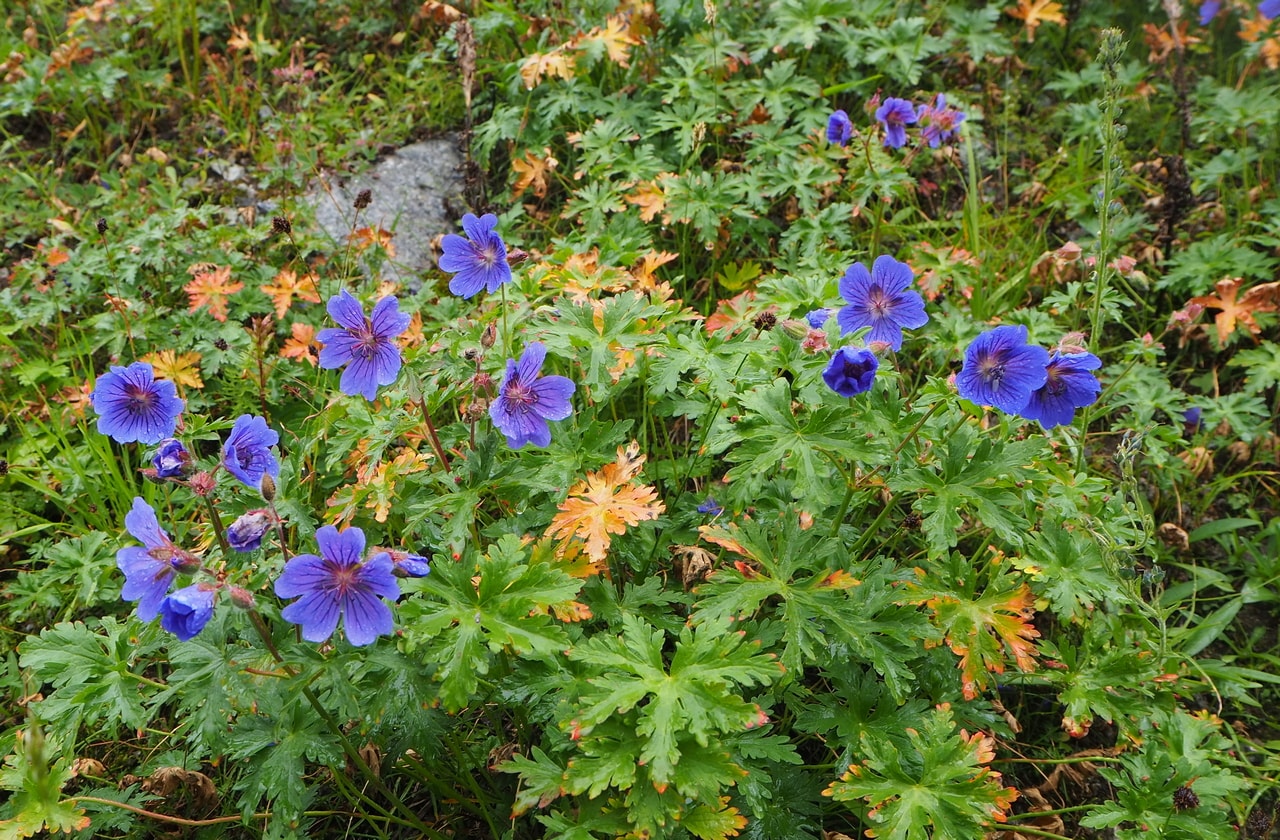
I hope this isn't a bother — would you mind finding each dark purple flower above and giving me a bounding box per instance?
[826,110,853,146]
[956,325,1050,415]
[1183,406,1203,432]
[806,308,832,329]
[227,509,275,552]
[1262,0,1280,19]
[836,255,929,350]
[117,497,200,622]
[697,496,723,516]
[1019,352,1102,429]
[222,414,280,490]
[1198,1,1221,23]
[823,347,879,397]
[90,362,185,444]
[439,213,512,298]
[159,583,217,641]
[317,289,411,400]
[275,525,400,646]
[151,438,191,479]
[874,97,917,149]
[490,342,575,449]
[916,94,966,148]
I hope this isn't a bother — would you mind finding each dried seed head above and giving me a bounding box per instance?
[465,401,488,421]
[1244,805,1275,839]
[462,347,481,362]
[752,312,777,332]
[1172,785,1199,811]
[354,189,372,210]
[0,458,8,476]
[214,338,229,351]
[189,471,217,496]
[271,216,292,235]
[96,217,108,235]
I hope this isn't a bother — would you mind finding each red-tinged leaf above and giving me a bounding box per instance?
[184,264,243,322]
[923,584,1041,701]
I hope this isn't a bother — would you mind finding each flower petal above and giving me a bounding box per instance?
[326,289,367,330]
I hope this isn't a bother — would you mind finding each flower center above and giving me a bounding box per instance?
[354,323,381,361]
[475,241,498,269]
[978,354,1007,388]
[867,288,891,318]
[125,384,156,414]
[325,560,361,597]
[1044,368,1067,397]
[504,381,536,411]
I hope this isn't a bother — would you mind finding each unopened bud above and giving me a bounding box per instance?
[473,371,493,390]
[172,549,203,575]
[480,323,497,348]
[259,473,276,502]
[227,509,276,552]
[507,247,529,266]
[189,471,217,497]
[227,586,257,610]
[466,400,489,420]
[780,319,809,340]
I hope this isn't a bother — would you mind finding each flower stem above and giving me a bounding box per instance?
[417,398,453,474]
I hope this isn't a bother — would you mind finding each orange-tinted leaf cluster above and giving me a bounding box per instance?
[184,264,243,322]
[260,268,321,319]
[141,350,204,391]
[546,442,665,563]
[1005,0,1066,42]
[1187,277,1280,345]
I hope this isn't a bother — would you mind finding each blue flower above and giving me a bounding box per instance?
[439,213,512,298]
[697,496,723,516]
[916,94,966,148]
[1262,0,1280,19]
[1198,1,1220,23]
[826,110,853,146]
[275,526,401,646]
[159,583,217,641]
[226,509,275,552]
[222,415,280,490]
[151,438,192,479]
[91,362,184,444]
[836,255,929,351]
[387,549,431,578]
[117,497,200,622]
[1019,352,1102,429]
[317,289,411,401]
[490,342,576,449]
[805,308,832,329]
[1183,406,1203,432]
[874,97,917,149]
[955,325,1050,415]
[823,347,879,397]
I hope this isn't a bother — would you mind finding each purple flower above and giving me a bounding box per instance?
[90,362,185,444]
[439,213,512,298]
[956,325,1050,415]
[159,583,217,641]
[836,255,929,350]
[1198,1,1221,23]
[490,342,576,449]
[117,497,200,622]
[317,289,411,401]
[1019,352,1102,429]
[916,94,966,148]
[1262,0,1280,19]
[222,415,280,490]
[823,347,879,397]
[697,496,723,516]
[805,308,832,329]
[151,438,192,479]
[387,549,431,578]
[874,97,917,149]
[1183,406,1203,432]
[275,526,400,646]
[826,110,853,146]
[227,509,275,552]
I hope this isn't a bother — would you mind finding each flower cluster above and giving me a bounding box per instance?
[826,95,967,151]
[956,326,1102,429]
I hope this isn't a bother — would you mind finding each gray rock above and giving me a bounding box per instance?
[306,137,467,283]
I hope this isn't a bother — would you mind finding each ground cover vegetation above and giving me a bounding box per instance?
[1,0,1279,837]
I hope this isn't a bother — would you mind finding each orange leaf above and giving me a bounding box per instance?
[583,15,640,67]
[511,147,559,199]
[925,584,1041,701]
[625,180,666,222]
[1006,0,1065,42]
[260,268,321,319]
[140,349,204,391]
[1188,277,1280,345]
[349,226,397,257]
[281,322,321,366]
[546,442,665,563]
[519,48,576,89]
[184,264,243,322]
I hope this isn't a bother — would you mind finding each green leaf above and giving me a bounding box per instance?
[823,706,1017,840]
[399,534,583,711]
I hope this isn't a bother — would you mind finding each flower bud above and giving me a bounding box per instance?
[151,438,193,479]
[189,471,217,497]
[171,549,203,575]
[227,509,276,552]
[385,549,431,578]
[259,473,276,502]
[227,585,257,610]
